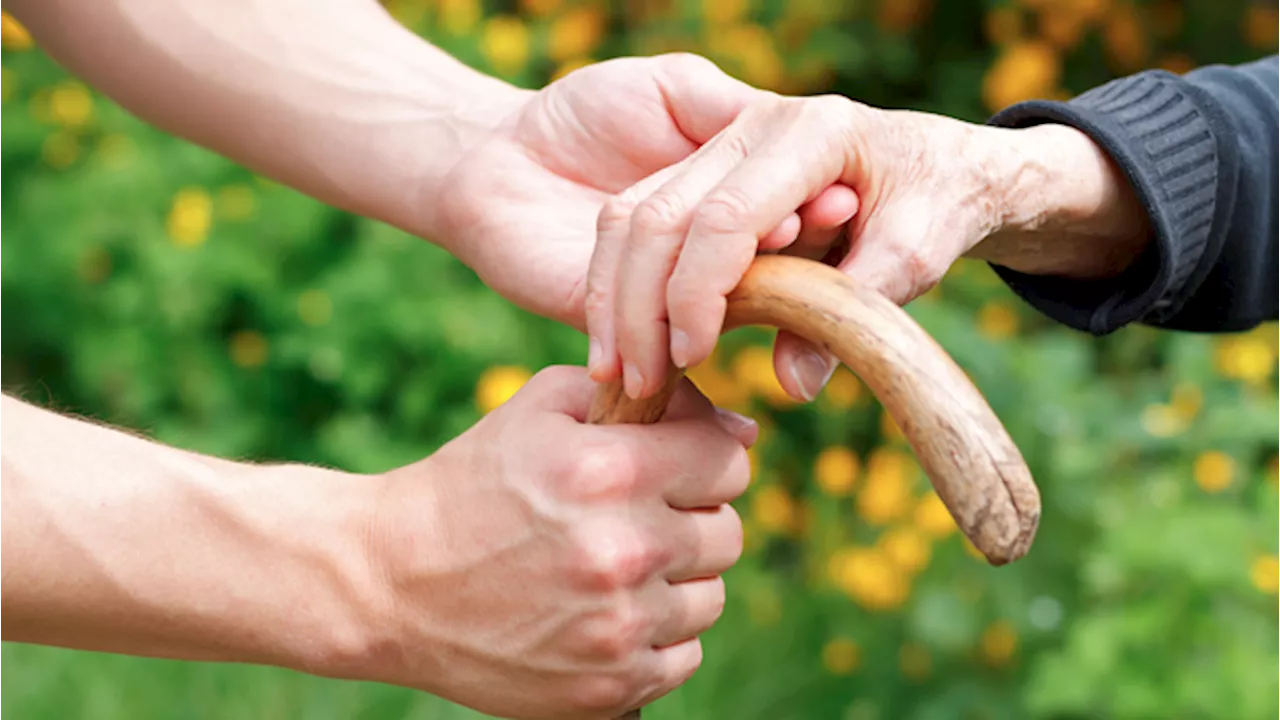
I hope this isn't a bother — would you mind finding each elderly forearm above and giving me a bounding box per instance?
[0,395,381,675]
[7,0,528,241]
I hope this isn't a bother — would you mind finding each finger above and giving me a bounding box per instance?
[788,184,858,259]
[759,212,801,251]
[664,379,759,448]
[840,201,948,306]
[800,183,860,228]
[588,163,690,383]
[772,331,838,403]
[643,419,751,508]
[653,53,770,143]
[613,129,761,400]
[666,97,858,374]
[661,505,743,582]
[514,365,600,422]
[628,637,704,712]
[651,577,726,649]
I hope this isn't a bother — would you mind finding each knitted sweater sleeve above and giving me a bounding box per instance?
[986,55,1278,335]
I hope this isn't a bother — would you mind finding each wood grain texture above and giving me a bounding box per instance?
[591,254,1041,720]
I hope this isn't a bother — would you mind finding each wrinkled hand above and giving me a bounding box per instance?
[435,54,851,333]
[583,93,1143,402]
[363,366,755,720]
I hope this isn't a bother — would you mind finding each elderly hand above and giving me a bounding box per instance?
[433,54,854,333]
[582,93,1150,402]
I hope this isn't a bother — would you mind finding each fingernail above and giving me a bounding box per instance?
[670,328,690,368]
[715,407,759,447]
[623,362,644,399]
[791,351,835,402]
[587,336,603,373]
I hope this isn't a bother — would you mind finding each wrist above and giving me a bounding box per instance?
[227,461,392,680]
[968,123,1153,279]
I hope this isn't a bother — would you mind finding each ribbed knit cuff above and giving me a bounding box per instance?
[986,69,1232,335]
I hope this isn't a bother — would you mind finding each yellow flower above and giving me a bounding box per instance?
[1214,336,1275,385]
[49,81,93,127]
[822,638,861,675]
[913,491,958,539]
[982,39,1061,112]
[814,447,859,496]
[703,0,749,25]
[166,188,213,248]
[984,6,1024,46]
[820,368,862,409]
[1193,451,1235,493]
[1244,4,1279,50]
[688,356,750,411]
[1102,2,1149,73]
[1251,555,1279,595]
[857,449,915,525]
[297,290,333,327]
[980,620,1018,667]
[751,485,796,534]
[879,525,932,575]
[547,7,605,63]
[1,11,33,51]
[41,131,79,169]
[475,365,532,413]
[1038,6,1088,49]
[732,344,794,405]
[977,300,1019,340]
[712,24,784,91]
[216,184,256,221]
[829,546,910,611]
[899,643,932,681]
[438,0,481,36]
[481,15,530,76]
[229,331,269,369]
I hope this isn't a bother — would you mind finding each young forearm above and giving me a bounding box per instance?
[8,0,528,240]
[0,395,382,675]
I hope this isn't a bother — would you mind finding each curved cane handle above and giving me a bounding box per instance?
[590,254,1041,564]
[592,256,1041,719]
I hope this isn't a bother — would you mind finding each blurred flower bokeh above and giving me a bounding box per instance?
[2,1,1277,719]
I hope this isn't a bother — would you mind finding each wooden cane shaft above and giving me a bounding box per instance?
[591,254,1041,720]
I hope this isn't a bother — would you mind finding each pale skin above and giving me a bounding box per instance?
[3,0,781,717]
[3,0,1151,717]
[584,95,1152,402]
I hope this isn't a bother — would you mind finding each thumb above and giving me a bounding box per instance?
[652,53,772,144]
[839,200,953,307]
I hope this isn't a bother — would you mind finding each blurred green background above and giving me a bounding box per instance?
[3,0,1278,718]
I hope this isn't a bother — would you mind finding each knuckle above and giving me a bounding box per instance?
[565,444,639,502]
[597,195,636,235]
[630,192,687,238]
[691,186,755,237]
[578,604,649,662]
[569,529,662,592]
[570,673,634,715]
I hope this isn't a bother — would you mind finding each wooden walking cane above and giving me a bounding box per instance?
[587,254,1042,720]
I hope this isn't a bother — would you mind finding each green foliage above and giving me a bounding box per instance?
[3,1,1278,719]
